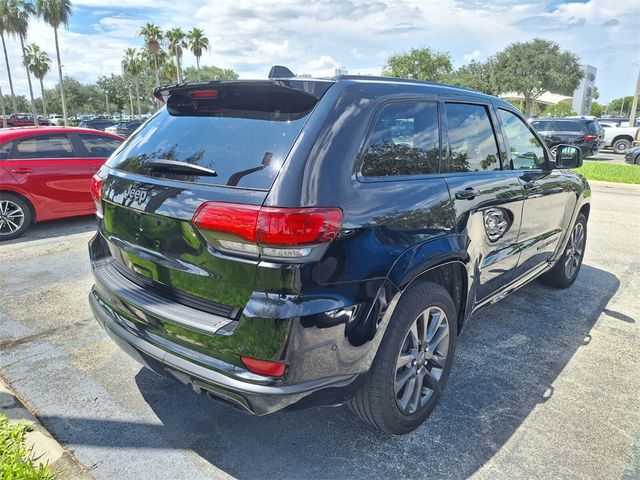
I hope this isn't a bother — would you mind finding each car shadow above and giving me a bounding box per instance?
[39,264,619,479]
[0,216,96,246]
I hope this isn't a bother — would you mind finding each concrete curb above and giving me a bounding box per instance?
[0,377,93,480]
[588,179,640,190]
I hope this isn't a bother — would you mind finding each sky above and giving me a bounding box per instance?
[1,0,639,105]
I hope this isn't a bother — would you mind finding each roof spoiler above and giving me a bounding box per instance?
[268,65,296,79]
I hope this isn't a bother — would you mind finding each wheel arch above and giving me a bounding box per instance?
[400,260,468,334]
[612,134,634,144]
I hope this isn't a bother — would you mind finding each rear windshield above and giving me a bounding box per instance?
[106,85,320,190]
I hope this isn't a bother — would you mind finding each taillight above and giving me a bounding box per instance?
[192,202,343,260]
[241,356,286,377]
[90,174,103,217]
[583,134,597,141]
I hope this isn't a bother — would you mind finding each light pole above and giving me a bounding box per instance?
[105,92,109,116]
[629,68,639,127]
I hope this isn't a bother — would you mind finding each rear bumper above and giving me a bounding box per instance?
[89,289,358,414]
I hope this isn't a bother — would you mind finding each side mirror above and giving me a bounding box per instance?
[555,145,582,169]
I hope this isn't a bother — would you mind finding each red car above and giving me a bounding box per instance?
[6,113,52,127]
[0,127,124,239]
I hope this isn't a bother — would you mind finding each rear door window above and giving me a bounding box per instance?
[360,101,440,177]
[10,134,76,159]
[444,103,500,172]
[78,134,122,158]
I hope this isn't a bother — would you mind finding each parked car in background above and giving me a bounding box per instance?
[0,127,124,239]
[88,74,590,435]
[597,122,639,154]
[6,114,52,127]
[530,117,605,158]
[624,146,640,165]
[48,114,64,126]
[78,118,116,131]
[107,120,143,138]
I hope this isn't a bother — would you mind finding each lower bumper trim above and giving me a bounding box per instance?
[89,290,357,414]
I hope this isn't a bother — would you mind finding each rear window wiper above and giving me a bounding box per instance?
[145,159,218,176]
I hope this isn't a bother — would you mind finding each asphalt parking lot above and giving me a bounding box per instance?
[0,181,638,480]
[589,149,629,164]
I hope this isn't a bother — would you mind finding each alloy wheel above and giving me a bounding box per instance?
[394,306,450,415]
[0,200,25,236]
[564,221,585,279]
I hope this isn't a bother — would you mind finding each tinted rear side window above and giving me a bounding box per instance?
[107,98,316,189]
[445,103,500,172]
[554,121,584,132]
[79,134,122,158]
[361,102,440,177]
[531,120,552,131]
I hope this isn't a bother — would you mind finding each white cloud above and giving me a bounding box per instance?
[0,0,638,105]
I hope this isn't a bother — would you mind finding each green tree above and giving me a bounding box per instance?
[96,74,129,114]
[493,39,583,116]
[36,0,72,126]
[5,0,39,123]
[139,22,163,104]
[183,64,238,82]
[0,1,18,113]
[2,93,29,111]
[23,43,51,116]
[166,27,186,83]
[606,96,634,116]
[187,27,208,78]
[383,47,452,82]
[590,101,604,117]
[445,59,498,95]
[122,47,143,118]
[541,100,576,117]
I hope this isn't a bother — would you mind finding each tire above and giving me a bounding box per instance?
[0,193,32,240]
[539,213,587,288]
[349,281,457,435]
[612,138,631,154]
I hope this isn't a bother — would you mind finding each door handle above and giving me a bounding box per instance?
[11,167,33,174]
[90,165,100,171]
[455,187,480,200]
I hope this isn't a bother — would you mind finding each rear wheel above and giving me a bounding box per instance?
[539,213,587,288]
[612,138,631,154]
[349,281,457,434]
[0,193,32,240]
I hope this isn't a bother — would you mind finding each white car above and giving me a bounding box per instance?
[48,114,64,125]
[599,121,639,154]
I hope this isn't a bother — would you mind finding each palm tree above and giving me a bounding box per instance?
[122,47,143,118]
[165,27,186,83]
[36,0,72,126]
[0,2,18,113]
[5,0,38,125]
[24,43,50,116]
[187,27,208,79]
[139,23,162,86]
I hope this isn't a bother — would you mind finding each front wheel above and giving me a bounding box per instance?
[349,281,457,435]
[539,213,587,288]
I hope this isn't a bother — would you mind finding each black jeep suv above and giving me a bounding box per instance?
[530,117,605,158]
[88,73,590,434]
